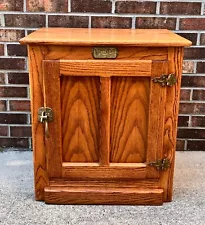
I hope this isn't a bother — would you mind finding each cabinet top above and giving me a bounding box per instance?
[20,28,191,47]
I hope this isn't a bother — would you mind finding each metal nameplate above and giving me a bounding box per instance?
[92,47,118,59]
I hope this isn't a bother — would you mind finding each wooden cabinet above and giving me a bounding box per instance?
[20,28,191,205]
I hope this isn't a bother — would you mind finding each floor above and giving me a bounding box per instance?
[0,151,205,225]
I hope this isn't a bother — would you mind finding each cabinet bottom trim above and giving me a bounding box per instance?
[44,186,164,205]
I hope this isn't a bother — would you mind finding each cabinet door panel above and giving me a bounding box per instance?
[43,59,167,180]
[61,76,100,162]
[110,77,149,163]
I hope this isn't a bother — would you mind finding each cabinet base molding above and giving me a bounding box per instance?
[44,185,164,205]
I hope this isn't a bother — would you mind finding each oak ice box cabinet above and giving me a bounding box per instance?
[20,28,191,205]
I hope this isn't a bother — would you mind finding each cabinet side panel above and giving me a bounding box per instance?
[160,47,184,202]
[28,45,48,200]
[110,77,150,163]
[61,76,100,162]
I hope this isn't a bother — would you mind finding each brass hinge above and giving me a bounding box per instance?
[152,74,176,87]
[38,107,53,138]
[148,158,170,171]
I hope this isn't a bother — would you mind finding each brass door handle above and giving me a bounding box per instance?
[44,120,50,138]
[38,107,53,138]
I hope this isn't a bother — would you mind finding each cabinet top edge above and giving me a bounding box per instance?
[19,28,192,47]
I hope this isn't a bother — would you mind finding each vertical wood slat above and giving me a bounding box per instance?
[43,60,62,178]
[159,47,184,202]
[28,45,48,200]
[100,77,111,166]
[146,61,168,179]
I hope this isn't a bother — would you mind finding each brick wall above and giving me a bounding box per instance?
[0,0,205,151]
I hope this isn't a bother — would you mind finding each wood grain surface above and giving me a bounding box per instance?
[99,77,111,165]
[60,60,152,77]
[28,45,48,200]
[44,186,164,205]
[110,77,150,163]
[20,28,192,47]
[146,61,168,179]
[61,76,100,162]
[43,60,62,178]
[49,179,159,189]
[44,46,168,61]
[62,163,146,180]
[159,47,184,202]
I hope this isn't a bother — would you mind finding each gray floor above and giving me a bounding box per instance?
[0,151,205,225]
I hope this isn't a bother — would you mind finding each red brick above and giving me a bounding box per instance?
[5,14,45,28]
[0,29,25,42]
[92,17,132,29]
[192,90,205,101]
[0,87,27,97]
[10,126,31,137]
[201,34,205,45]
[192,116,205,127]
[184,48,205,60]
[160,2,201,15]
[0,100,6,111]
[7,44,27,56]
[136,17,176,29]
[197,62,205,73]
[0,138,29,148]
[115,1,156,14]
[0,114,27,124]
[27,30,35,35]
[10,100,30,111]
[176,139,185,151]
[27,0,68,12]
[0,58,25,70]
[187,141,205,151]
[182,76,205,87]
[0,0,23,11]
[177,33,197,45]
[178,116,189,127]
[0,44,4,55]
[180,18,205,30]
[180,89,190,101]
[8,73,29,84]
[182,61,194,73]
[0,73,5,84]
[179,103,205,114]
[178,129,205,139]
[48,15,88,28]
[0,126,8,136]
[72,0,111,13]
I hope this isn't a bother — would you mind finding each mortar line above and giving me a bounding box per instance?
[197,33,201,46]
[23,0,27,12]
[201,1,205,15]
[156,1,160,15]
[88,16,91,28]
[112,0,116,14]
[132,17,136,29]
[184,140,187,150]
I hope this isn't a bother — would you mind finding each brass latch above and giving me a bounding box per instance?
[152,74,176,87]
[38,107,53,138]
[148,158,170,171]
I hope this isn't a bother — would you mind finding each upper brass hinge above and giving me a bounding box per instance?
[148,158,170,171]
[152,74,176,87]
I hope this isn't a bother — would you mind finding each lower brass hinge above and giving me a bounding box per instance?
[148,158,170,171]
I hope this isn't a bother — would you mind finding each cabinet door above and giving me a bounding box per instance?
[42,59,167,181]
